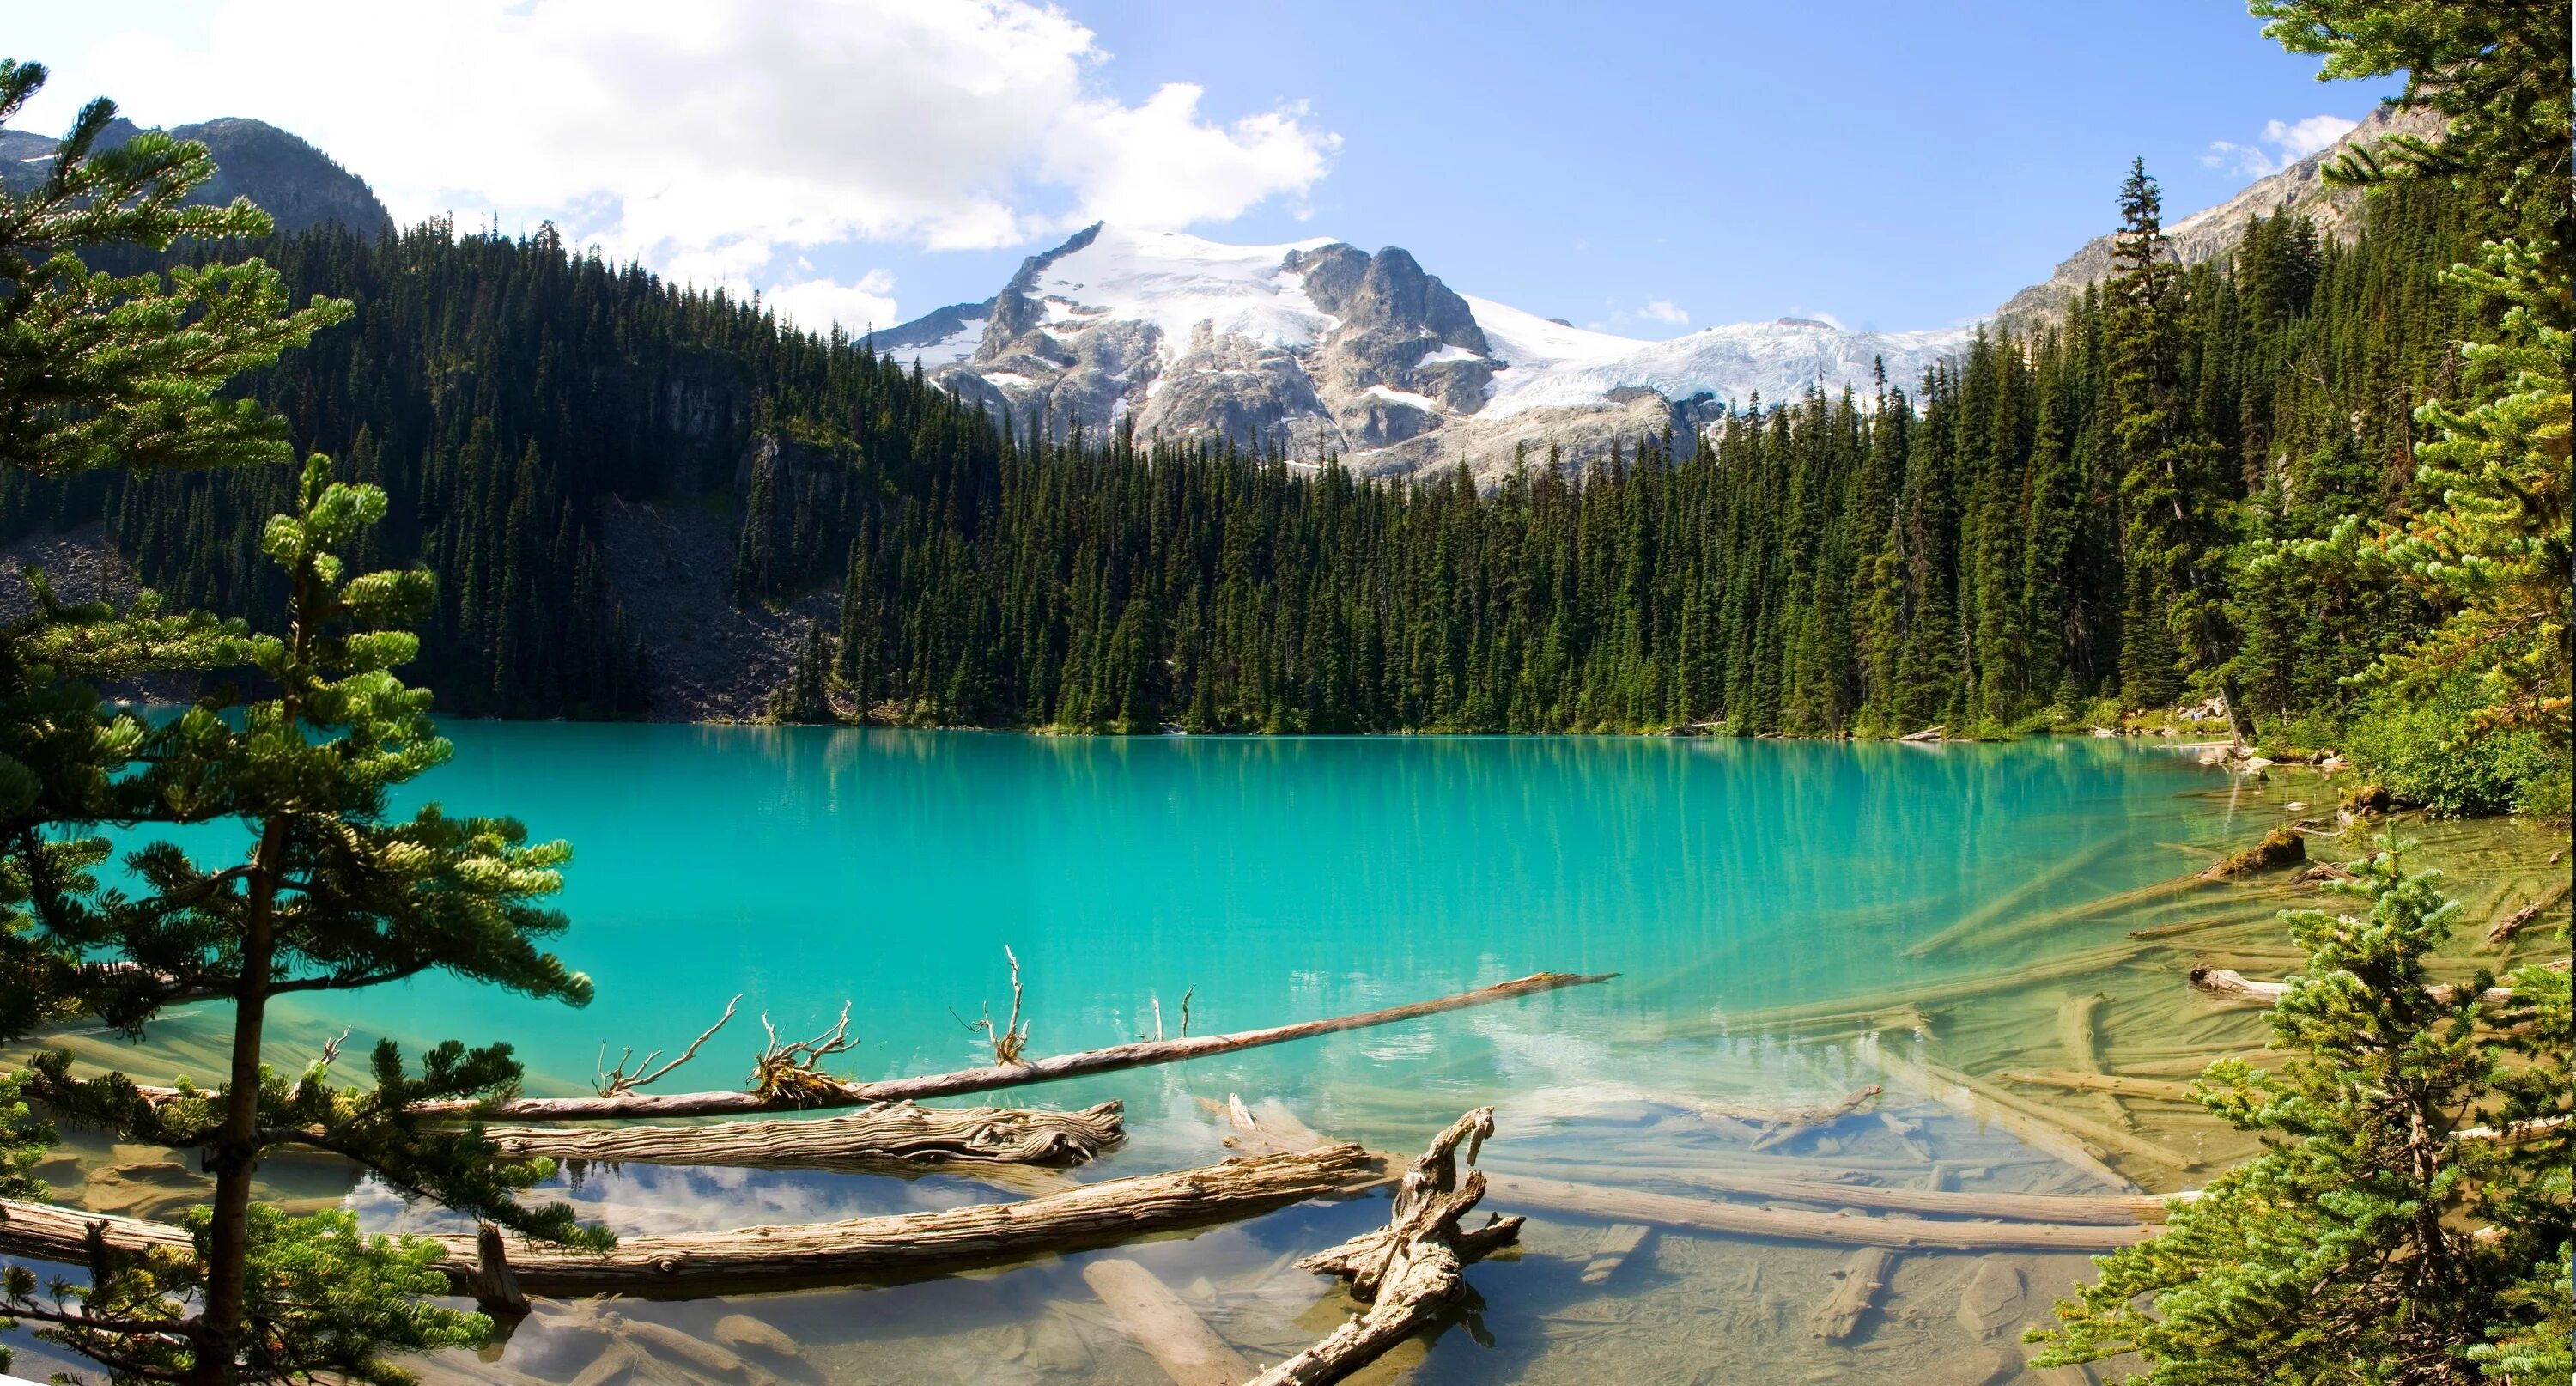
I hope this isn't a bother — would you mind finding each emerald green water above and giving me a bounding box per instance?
[32,730,2294,1385]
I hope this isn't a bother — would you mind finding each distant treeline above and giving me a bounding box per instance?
[2,182,2469,733]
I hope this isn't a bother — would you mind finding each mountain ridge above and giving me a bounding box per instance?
[0,114,392,239]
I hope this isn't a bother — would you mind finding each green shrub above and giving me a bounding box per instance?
[2342,680,2562,817]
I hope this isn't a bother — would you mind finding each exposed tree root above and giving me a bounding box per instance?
[1242,1109,1522,1386]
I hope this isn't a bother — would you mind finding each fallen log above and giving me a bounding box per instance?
[0,1143,1383,1296]
[1810,1246,1896,1341]
[1081,1258,1255,1386]
[2488,879,2571,947]
[2204,826,2306,878]
[1850,1043,2138,1192]
[1476,1159,2176,1225]
[1997,1071,2200,1103]
[431,972,1613,1122]
[1244,1109,1522,1386]
[1898,725,1947,743]
[1481,1173,2153,1251]
[483,1100,1124,1170]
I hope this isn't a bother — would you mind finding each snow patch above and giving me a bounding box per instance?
[1030,224,1340,354]
[1364,384,1444,413]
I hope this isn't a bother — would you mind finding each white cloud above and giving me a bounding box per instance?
[30,0,1338,332]
[2203,113,2359,179]
[764,271,902,337]
[1637,299,1690,325]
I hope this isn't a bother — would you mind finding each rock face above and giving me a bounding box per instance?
[896,222,1967,478]
[0,115,393,239]
[1992,103,2445,332]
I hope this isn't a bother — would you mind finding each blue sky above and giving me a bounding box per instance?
[10,1,2381,335]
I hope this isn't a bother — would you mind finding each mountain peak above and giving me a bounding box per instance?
[884,224,1965,475]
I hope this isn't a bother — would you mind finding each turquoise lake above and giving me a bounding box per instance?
[35,729,2304,1385]
[304,727,2235,1105]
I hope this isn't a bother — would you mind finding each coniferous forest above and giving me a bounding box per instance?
[0,176,2495,746]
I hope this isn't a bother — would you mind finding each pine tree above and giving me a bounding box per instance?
[2034,839,2570,1381]
[2253,0,2572,755]
[7,460,612,1384]
[2106,160,2257,739]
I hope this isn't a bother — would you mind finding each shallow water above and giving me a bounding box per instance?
[19,731,2561,1385]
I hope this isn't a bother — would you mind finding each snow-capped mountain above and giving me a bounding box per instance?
[878,223,1968,476]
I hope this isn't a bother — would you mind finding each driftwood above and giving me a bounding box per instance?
[421,972,1612,1122]
[2189,959,2569,1009]
[1478,1159,2178,1225]
[1081,1258,1255,1386]
[2204,826,2306,878]
[2489,879,2571,947]
[1998,1071,2201,1103]
[1481,1173,2153,1251]
[483,1100,1124,1170]
[1851,1043,2138,1191]
[1898,725,1946,743]
[0,1143,1382,1295]
[1578,1223,1651,1286]
[1243,1109,1523,1386]
[1810,1246,1896,1341]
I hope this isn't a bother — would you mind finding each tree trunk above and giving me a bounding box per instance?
[188,817,287,1386]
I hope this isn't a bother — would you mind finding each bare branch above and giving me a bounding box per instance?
[594,994,740,1097]
[963,945,1030,1064]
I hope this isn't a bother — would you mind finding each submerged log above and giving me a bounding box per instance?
[1851,1043,2139,1192]
[2488,879,2572,947]
[2056,994,2129,1128]
[1905,837,2123,958]
[1578,1223,1652,1286]
[2203,827,2306,879]
[1913,1058,2202,1174]
[483,1100,1124,1170]
[1476,1158,2177,1225]
[1481,1173,2153,1251]
[1810,1246,1896,1341]
[0,1143,1383,1295]
[433,972,1613,1122]
[1997,1071,2200,1103]
[1081,1258,1255,1386]
[1689,1085,1882,1151]
[1704,943,2147,1031]
[1244,1109,1523,1386]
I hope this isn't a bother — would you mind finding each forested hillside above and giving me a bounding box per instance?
[0,179,2475,736]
